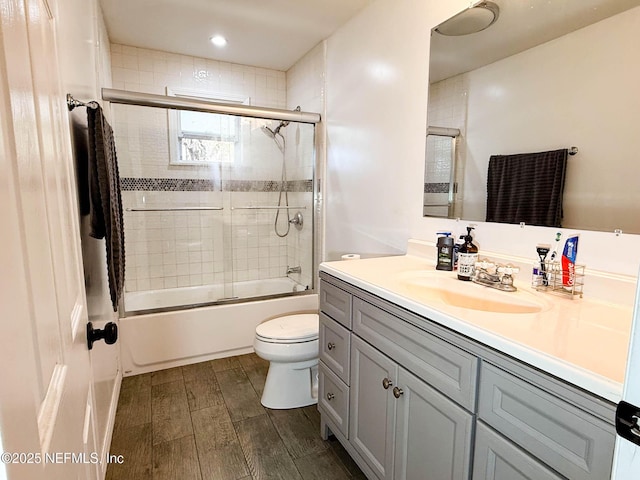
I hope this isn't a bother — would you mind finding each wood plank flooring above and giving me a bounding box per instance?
[106,353,366,480]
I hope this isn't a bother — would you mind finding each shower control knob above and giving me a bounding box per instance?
[393,387,404,399]
[326,393,335,401]
[382,378,393,390]
[327,342,335,351]
[87,321,118,350]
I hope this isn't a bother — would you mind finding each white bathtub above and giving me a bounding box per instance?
[119,281,318,376]
[124,277,309,312]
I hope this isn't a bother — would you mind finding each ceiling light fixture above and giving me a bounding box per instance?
[435,1,500,36]
[210,35,227,47]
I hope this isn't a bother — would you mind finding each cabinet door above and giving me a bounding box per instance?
[350,336,398,480]
[394,367,474,480]
[473,422,563,480]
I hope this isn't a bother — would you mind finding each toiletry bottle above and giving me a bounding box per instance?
[453,234,464,270]
[457,226,478,281]
[436,232,454,271]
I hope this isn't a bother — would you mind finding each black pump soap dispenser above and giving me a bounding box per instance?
[457,226,478,281]
[436,232,454,271]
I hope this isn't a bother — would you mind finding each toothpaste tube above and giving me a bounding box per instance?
[561,235,579,287]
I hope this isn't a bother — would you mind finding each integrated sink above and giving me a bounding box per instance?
[393,270,547,314]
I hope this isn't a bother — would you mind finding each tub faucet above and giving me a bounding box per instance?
[471,259,519,292]
[287,266,302,275]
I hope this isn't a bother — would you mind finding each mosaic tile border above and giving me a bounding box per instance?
[424,182,451,194]
[121,177,313,192]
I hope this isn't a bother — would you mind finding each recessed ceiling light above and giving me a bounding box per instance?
[210,35,227,47]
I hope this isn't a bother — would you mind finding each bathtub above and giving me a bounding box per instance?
[124,277,309,312]
[119,279,318,376]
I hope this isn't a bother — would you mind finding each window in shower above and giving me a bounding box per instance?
[167,88,247,165]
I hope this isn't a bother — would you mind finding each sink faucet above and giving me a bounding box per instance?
[471,259,519,292]
[287,266,302,275]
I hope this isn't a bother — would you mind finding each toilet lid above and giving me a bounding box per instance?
[255,314,319,343]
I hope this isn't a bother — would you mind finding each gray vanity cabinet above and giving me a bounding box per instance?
[318,273,617,480]
[349,335,474,480]
[350,336,398,480]
[472,423,563,480]
[393,367,473,480]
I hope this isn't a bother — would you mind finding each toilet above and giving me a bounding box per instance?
[253,313,319,409]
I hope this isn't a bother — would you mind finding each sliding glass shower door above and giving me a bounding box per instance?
[112,102,315,313]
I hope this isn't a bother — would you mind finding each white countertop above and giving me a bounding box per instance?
[320,254,633,403]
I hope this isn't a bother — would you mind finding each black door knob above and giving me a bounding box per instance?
[87,321,118,350]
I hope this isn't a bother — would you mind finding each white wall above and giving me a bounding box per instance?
[324,0,467,260]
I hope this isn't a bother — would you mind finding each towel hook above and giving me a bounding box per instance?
[67,93,99,111]
[568,146,578,156]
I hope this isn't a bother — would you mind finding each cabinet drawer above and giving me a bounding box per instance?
[473,422,563,480]
[320,280,352,328]
[319,313,351,384]
[478,363,614,480]
[318,361,350,438]
[352,297,478,411]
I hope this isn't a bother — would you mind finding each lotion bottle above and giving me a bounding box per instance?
[457,226,478,281]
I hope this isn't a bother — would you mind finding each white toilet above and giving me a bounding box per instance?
[253,313,319,409]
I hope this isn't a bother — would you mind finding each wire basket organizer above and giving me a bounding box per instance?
[532,261,585,298]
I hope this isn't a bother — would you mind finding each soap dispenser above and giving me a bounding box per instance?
[436,232,454,271]
[457,226,478,281]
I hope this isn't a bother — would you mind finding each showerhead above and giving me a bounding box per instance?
[261,125,276,139]
[262,120,289,139]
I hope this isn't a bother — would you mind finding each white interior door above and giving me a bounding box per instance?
[611,268,640,479]
[0,0,98,479]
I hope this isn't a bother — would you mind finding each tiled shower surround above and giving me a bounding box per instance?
[111,44,315,303]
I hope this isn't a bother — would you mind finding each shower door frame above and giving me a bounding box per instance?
[105,88,322,316]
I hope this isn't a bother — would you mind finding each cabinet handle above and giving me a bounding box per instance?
[382,378,393,390]
[326,393,335,401]
[327,342,336,351]
[393,387,404,398]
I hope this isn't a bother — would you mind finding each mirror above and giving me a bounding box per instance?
[424,0,640,234]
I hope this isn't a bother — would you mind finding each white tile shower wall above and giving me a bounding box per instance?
[285,42,325,289]
[110,44,305,295]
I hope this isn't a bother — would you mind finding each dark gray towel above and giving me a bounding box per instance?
[486,149,568,227]
[87,105,125,311]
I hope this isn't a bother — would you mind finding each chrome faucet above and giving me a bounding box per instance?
[471,259,519,292]
[286,266,302,275]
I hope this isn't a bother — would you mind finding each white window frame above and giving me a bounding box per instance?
[167,87,250,165]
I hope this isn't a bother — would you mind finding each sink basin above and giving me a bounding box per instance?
[392,270,547,314]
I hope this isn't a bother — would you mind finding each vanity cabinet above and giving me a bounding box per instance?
[318,273,616,480]
[472,422,563,480]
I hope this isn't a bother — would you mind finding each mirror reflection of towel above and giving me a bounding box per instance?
[87,105,125,312]
[486,149,568,227]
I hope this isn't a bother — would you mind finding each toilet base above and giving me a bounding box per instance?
[261,359,318,409]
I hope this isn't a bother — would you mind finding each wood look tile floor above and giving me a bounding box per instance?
[106,353,366,480]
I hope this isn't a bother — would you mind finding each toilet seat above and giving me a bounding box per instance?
[255,313,318,344]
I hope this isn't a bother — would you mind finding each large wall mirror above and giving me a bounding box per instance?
[424,0,640,234]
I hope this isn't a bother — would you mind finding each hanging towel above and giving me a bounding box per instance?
[486,149,568,227]
[87,105,125,312]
